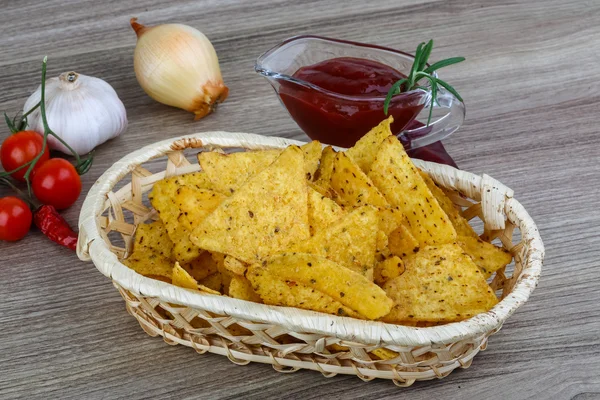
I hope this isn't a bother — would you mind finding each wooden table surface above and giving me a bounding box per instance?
[1,0,599,399]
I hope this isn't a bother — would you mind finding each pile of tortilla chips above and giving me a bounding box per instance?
[124,116,512,326]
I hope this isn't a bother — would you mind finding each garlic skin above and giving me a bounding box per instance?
[131,18,228,119]
[23,72,127,155]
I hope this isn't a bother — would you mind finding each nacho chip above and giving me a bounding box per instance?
[176,186,226,230]
[123,249,173,279]
[368,136,456,245]
[191,146,310,264]
[182,251,218,281]
[229,275,262,303]
[388,224,420,258]
[198,149,281,195]
[307,187,345,236]
[382,243,498,323]
[374,256,405,286]
[370,348,399,360]
[290,206,378,278]
[132,220,173,257]
[330,152,388,209]
[198,272,224,293]
[248,253,393,319]
[172,262,200,290]
[420,171,478,238]
[328,344,349,352]
[457,236,512,278]
[346,116,393,173]
[376,230,388,254]
[301,140,322,181]
[313,146,336,190]
[211,252,232,295]
[378,206,408,236]
[223,255,248,276]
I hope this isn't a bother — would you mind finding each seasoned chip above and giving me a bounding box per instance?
[420,171,478,238]
[331,152,388,209]
[301,140,322,181]
[328,344,350,352]
[132,220,173,257]
[172,262,200,290]
[382,243,498,323]
[307,187,345,236]
[182,251,218,281]
[198,272,224,293]
[248,253,393,319]
[191,146,310,264]
[376,230,388,254]
[388,224,420,258]
[374,256,405,286]
[370,348,399,361]
[368,136,456,245]
[290,206,378,278]
[378,206,408,236]
[229,275,263,303]
[313,146,336,190]
[176,186,226,230]
[123,249,173,279]
[211,252,232,295]
[198,149,281,195]
[223,255,248,276]
[346,116,393,173]
[457,236,512,278]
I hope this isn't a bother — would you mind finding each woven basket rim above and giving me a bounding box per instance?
[77,131,544,347]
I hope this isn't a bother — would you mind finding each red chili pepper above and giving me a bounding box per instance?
[33,204,77,250]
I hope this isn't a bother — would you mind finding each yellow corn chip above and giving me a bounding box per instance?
[370,348,399,360]
[388,224,420,258]
[181,251,218,281]
[374,256,405,286]
[290,206,378,278]
[382,243,498,323]
[328,344,350,352]
[331,152,388,209]
[457,236,512,278]
[132,220,173,257]
[378,206,408,236]
[191,146,310,264]
[172,262,199,290]
[346,116,393,173]
[198,149,281,195]
[307,187,345,236]
[248,253,393,319]
[376,230,388,254]
[229,275,263,303]
[301,140,322,181]
[211,252,232,295]
[198,272,224,293]
[176,186,226,230]
[123,249,173,279]
[223,255,248,276]
[313,146,336,190]
[420,171,478,238]
[368,136,456,245]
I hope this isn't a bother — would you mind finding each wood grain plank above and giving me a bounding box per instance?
[0,0,599,399]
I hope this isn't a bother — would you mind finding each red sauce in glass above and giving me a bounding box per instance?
[279,57,426,148]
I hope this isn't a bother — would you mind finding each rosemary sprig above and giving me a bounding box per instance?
[384,40,465,126]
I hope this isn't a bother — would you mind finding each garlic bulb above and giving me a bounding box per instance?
[130,18,229,120]
[23,72,127,155]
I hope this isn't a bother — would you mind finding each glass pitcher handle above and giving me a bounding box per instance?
[400,86,465,150]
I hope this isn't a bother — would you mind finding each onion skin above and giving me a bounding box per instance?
[130,18,229,119]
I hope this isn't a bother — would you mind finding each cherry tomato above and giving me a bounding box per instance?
[0,196,32,241]
[0,131,50,181]
[32,158,81,210]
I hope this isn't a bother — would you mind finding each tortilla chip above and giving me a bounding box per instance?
[376,230,388,254]
[307,187,345,236]
[181,251,218,281]
[123,249,173,279]
[176,186,226,230]
[223,255,248,276]
[374,256,405,286]
[172,262,200,290]
[191,146,310,264]
[330,152,388,209]
[328,344,350,352]
[211,252,232,295]
[346,116,393,173]
[457,236,512,278]
[388,224,420,258]
[313,146,336,190]
[368,136,456,245]
[370,348,399,361]
[420,171,478,238]
[198,272,224,293]
[132,220,173,257]
[229,275,262,302]
[382,243,498,323]
[301,141,322,181]
[290,206,378,278]
[248,253,392,319]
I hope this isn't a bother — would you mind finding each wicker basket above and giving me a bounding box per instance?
[77,131,544,387]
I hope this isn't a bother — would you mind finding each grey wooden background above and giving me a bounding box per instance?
[1,0,599,399]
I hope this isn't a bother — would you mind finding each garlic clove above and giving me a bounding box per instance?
[23,71,128,155]
[131,18,228,119]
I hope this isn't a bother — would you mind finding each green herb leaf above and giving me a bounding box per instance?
[418,40,434,71]
[383,78,407,115]
[423,57,465,75]
[435,79,463,102]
